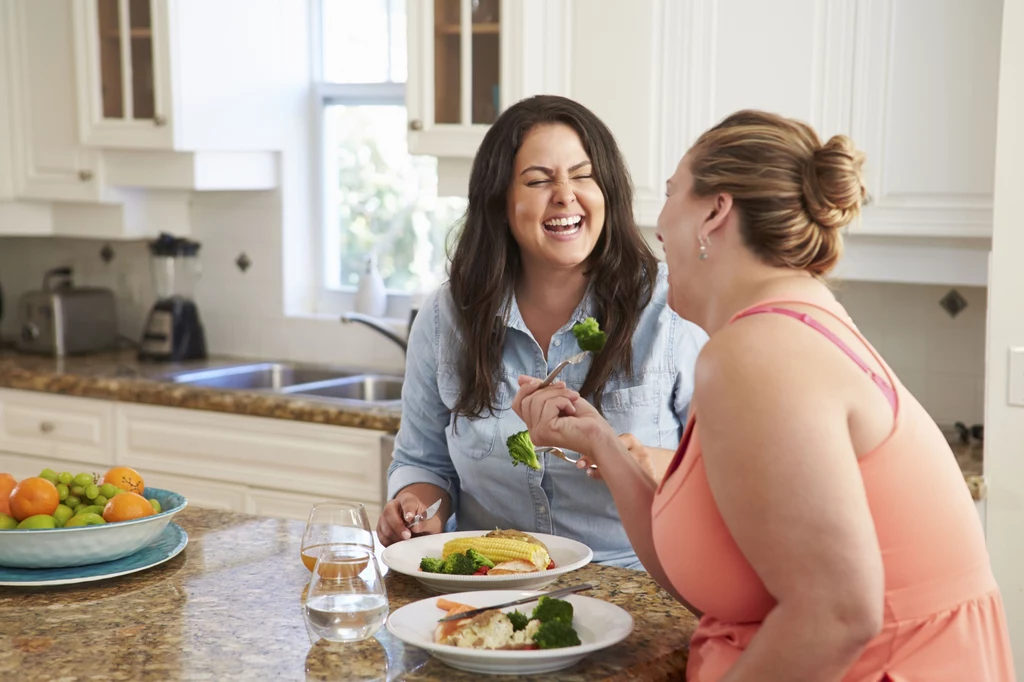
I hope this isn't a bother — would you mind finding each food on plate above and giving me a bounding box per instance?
[0,466,163,529]
[506,430,541,470]
[571,316,607,353]
[433,596,581,650]
[418,531,556,575]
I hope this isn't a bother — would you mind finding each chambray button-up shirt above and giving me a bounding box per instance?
[388,264,707,568]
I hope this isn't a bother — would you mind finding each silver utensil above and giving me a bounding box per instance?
[407,498,442,529]
[536,446,598,470]
[436,583,595,622]
[537,350,590,389]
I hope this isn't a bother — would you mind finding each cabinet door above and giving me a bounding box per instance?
[0,450,108,485]
[142,470,249,513]
[72,0,174,149]
[4,0,100,202]
[0,389,115,466]
[247,487,382,524]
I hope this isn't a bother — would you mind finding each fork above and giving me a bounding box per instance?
[537,350,590,389]
[536,446,598,470]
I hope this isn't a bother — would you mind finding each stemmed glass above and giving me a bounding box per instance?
[300,501,373,571]
[304,546,388,643]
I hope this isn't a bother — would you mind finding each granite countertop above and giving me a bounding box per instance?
[0,349,402,432]
[0,508,696,681]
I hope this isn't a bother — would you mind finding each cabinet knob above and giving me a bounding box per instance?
[78,170,93,182]
[39,421,55,434]
[153,115,167,127]
[409,119,423,131]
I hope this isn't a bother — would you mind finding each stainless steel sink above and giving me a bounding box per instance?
[284,374,404,404]
[160,363,403,406]
[163,363,357,391]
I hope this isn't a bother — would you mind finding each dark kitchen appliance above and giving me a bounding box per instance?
[138,233,207,362]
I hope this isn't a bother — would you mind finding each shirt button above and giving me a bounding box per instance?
[553,339,561,347]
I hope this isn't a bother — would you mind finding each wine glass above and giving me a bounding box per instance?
[304,546,388,643]
[300,501,373,571]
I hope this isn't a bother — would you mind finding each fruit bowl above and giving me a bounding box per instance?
[0,487,187,569]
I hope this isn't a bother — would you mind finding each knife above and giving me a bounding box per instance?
[406,498,442,529]
[436,583,595,622]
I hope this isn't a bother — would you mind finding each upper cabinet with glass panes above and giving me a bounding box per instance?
[405,0,572,158]
[71,0,291,151]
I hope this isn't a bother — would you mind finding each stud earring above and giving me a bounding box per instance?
[698,236,709,261]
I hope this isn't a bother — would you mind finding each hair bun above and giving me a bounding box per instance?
[802,134,866,231]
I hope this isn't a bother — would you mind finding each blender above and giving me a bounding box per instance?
[138,233,207,361]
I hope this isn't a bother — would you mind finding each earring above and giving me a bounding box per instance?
[698,236,709,261]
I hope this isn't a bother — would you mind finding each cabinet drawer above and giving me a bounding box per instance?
[0,450,108,482]
[143,470,248,513]
[247,487,382,523]
[0,389,114,465]
[117,404,384,503]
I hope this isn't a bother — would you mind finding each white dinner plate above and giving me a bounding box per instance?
[386,589,634,675]
[380,530,593,594]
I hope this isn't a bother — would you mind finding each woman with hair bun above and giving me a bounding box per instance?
[513,110,1015,680]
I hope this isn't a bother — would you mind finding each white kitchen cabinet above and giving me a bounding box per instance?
[0,450,108,487]
[0,389,115,466]
[142,469,249,513]
[247,487,382,524]
[71,0,287,153]
[406,0,571,157]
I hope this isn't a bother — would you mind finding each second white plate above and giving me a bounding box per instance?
[380,531,593,594]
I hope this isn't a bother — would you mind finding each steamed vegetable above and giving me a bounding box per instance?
[506,430,541,470]
[571,317,607,353]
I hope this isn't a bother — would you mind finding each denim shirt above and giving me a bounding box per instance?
[387,263,708,568]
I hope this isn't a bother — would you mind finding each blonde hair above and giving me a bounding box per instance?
[688,110,866,277]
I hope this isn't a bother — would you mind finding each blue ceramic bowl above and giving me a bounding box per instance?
[0,487,187,569]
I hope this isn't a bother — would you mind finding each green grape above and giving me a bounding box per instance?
[57,471,73,485]
[93,495,108,507]
[55,483,69,501]
[65,494,82,508]
[73,473,93,487]
[99,483,118,499]
[75,505,105,516]
[70,485,85,497]
[85,484,99,500]
[52,504,74,526]
[148,499,162,513]
[39,468,59,484]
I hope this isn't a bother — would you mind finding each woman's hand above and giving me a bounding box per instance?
[376,487,447,546]
[577,433,661,481]
[512,376,616,458]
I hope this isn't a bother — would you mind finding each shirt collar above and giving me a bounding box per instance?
[497,284,596,333]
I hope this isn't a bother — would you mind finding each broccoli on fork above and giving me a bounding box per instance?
[507,430,540,470]
[572,316,607,353]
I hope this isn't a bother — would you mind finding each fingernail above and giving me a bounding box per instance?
[404,512,413,521]
[401,530,411,540]
[577,461,586,469]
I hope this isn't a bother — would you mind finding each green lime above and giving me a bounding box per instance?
[0,513,17,530]
[39,468,59,485]
[73,473,93,487]
[63,513,105,527]
[17,515,58,529]
[57,471,73,485]
[52,504,74,526]
[99,483,117,499]
[148,498,162,513]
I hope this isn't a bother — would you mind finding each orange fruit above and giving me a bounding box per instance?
[0,474,16,515]
[102,466,145,496]
[102,492,155,523]
[9,477,59,522]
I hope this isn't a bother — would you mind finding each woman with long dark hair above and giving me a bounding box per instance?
[376,95,706,568]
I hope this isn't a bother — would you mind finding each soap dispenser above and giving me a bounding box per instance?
[355,252,387,317]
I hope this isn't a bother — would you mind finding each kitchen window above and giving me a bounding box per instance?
[315,0,467,311]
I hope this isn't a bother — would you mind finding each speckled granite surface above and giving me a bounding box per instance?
[0,508,695,681]
[0,349,402,432]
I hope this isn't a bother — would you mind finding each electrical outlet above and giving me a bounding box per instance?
[1010,347,1024,407]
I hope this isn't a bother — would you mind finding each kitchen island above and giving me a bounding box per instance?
[0,507,695,681]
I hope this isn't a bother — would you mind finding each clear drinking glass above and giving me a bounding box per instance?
[300,501,373,571]
[304,546,388,642]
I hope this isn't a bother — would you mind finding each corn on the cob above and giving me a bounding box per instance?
[442,536,550,570]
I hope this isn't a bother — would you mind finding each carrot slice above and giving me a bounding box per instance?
[436,598,470,612]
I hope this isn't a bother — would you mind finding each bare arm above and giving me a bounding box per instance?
[698,324,884,682]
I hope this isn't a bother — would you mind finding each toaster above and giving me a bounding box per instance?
[16,269,118,356]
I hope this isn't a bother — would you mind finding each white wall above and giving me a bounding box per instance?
[985,0,1024,666]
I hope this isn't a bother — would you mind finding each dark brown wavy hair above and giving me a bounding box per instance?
[448,95,659,420]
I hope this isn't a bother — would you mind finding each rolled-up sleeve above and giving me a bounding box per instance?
[387,290,460,509]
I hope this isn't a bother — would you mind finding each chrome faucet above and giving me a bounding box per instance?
[340,312,409,355]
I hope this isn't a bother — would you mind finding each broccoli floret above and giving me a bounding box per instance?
[531,596,574,625]
[507,430,540,470]
[465,548,495,569]
[532,620,581,649]
[419,557,445,573]
[507,610,530,631]
[442,551,478,575]
[572,316,607,353]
